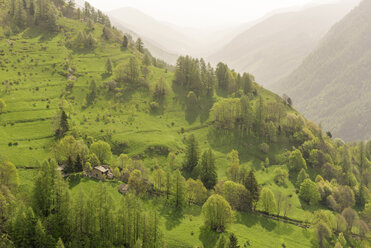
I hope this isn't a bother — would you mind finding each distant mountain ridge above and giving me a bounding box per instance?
[108,7,195,55]
[107,7,257,63]
[208,0,359,88]
[275,0,371,141]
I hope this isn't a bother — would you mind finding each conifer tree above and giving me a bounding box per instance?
[33,160,58,217]
[171,170,187,210]
[122,35,128,48]
[227,150,240,182]
[86,80,97,105]
[34,219,49,247]
[243,170,259,208]
[136,38,144,53]
[14,0,27,28]
[56,238,65,248]
[105,58,113,75]
[183,134,199,176]
[200,149,217,190]
[56,110,69,138]
[228,233,240,248]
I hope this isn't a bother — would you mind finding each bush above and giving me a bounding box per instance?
[274,168,288,186]
[259,143,269,154]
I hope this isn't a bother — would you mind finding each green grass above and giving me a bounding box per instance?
[1,16,318,247]
[65,176,314,248]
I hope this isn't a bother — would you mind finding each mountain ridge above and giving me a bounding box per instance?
[208,0,359,88]
[275,0,371,141]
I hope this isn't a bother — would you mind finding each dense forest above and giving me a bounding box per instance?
[0,0,370,247]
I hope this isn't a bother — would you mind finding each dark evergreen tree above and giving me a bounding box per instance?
[105,58,113,75]
[200,149,217,190]
[86,80,97,105]
[228,233,240,248]
[183,134,199,176]
[122,35,128,48]
[244,170,259,209]
[74,155,83,172]
[13,0,27,28]
[55,110,69,138]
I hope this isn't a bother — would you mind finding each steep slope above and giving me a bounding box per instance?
[208,0,359,88]
[275,0,371,141]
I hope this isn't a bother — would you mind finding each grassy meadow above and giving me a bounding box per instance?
[0,15,319,247]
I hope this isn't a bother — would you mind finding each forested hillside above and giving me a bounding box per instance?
[275,0,371,142]
[208,0,358,88]
[0,0,370,247]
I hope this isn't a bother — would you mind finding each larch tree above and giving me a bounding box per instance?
[153,167,165,192]
[171,170,187,210]
[227,150,240,182]
[129,169,144,195]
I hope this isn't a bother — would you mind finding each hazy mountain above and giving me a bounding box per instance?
[275,0,371,141]
[109,16,179,64]
[108,7,257,63]
[109,7,194,55]
[208,0,359,88]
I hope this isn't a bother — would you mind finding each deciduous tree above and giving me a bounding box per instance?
[258,187,277,214]
[202,194,234,232]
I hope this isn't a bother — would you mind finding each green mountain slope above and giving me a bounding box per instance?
[0,1,370,247]
[275,0,371,141]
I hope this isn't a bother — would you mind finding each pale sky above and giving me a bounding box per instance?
[85,0,338,27]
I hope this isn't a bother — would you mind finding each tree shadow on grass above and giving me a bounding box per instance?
[259,216,277,231]
[273,222,295,236]
[101,72,111,80]
[183,204,202,216]
[159,205,184,231]
[21,26,58,42]
[199,226,220,248]
[185,108,199,124]
[235,212,259,228]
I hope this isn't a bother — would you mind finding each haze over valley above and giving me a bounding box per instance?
[0,0,370,247]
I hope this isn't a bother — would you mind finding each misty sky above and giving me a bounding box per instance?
[85,0,338,27]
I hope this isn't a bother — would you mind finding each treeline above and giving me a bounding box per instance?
[6,0,110,33]
[0,158,164,248]
[172,56,303,142]
[174,56,256,98]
